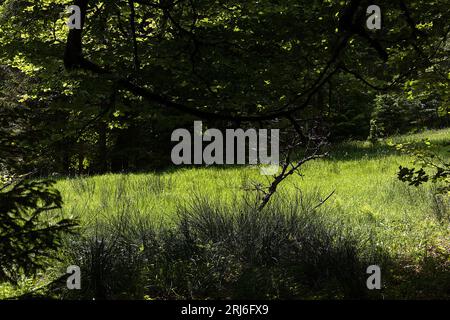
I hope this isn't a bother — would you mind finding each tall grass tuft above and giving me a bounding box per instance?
[59,193,388,299]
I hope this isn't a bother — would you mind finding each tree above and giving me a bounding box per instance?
[0,177,77,283]
[0,0,448,172]
[0,63,77,284]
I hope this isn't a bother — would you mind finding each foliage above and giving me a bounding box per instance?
[0,0,449,173]
[0,177,77,284]
[369,93,444,141]
[396,139,450,196]
[0,0,449,300]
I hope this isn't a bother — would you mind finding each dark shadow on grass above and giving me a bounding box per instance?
[39,192,448,300]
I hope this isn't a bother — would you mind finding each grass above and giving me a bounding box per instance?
[55,128,450,259]
[1,128,449,299]
[58,195,388,299]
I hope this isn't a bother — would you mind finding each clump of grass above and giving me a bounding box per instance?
[58,193,388,300]
[60,210,150,300]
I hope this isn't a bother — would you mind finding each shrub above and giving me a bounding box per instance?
[0,178,77,284]
[368,94,446,141]
[369,94,423,140]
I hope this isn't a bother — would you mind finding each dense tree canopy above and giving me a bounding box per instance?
[0,0,448,173]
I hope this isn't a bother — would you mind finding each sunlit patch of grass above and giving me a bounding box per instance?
[54,129,449,262]
[3,129,448,299]
[48,129,450,276]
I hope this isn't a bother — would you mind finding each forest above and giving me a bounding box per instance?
[0,0,449,300]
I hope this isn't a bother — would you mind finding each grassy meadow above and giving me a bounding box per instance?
[2,129,449,299]
[57,129,450,254]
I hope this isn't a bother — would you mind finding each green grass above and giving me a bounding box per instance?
[54,128,450,259]
[3,129,448,299]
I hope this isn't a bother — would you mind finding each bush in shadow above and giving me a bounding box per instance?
[0,178,77,285]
